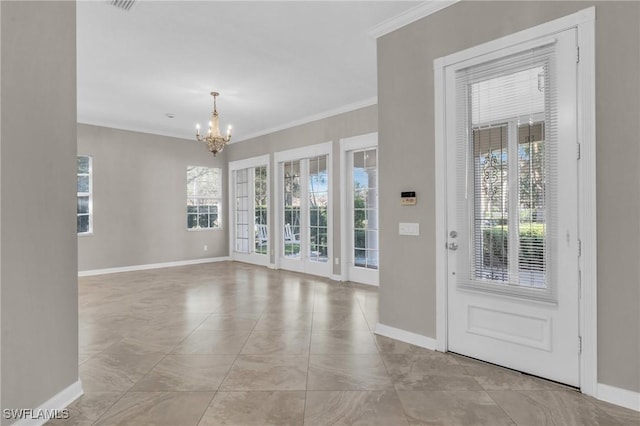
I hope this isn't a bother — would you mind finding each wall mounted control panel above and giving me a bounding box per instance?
[401,191,416,205]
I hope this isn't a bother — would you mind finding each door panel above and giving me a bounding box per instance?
[279,155,331,277]
[231,164,269,265]
[446,29,579,386]
[347,148,379,285]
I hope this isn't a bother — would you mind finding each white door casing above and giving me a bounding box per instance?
[434,8,597,391]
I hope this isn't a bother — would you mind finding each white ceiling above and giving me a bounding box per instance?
[77,1,421,142]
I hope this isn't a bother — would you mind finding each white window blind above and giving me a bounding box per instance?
[455,42,558,301]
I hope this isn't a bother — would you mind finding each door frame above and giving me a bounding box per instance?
[434,7,596,395]
[274,141,333,277]
[339,132,379,285]
[228,154,271,267]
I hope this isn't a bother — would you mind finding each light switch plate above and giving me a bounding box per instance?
[399,222,420,236]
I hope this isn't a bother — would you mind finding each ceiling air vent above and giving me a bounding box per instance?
[109,0,137,12]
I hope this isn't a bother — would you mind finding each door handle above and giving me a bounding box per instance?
[448,242,458,251]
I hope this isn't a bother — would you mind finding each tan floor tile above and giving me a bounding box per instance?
[310,329,379,354]
[199,391,305,426]
[220,355,308,391]
[195,314,258,331]
[241,329,311,355]
[172,329,251,355]
[397,390,515,426]
[130,354,236,391]
[489,390,625,426]
[304,390,409,425]
[47,392,122,426]
[93,391,213,426]
[308,354,393,390]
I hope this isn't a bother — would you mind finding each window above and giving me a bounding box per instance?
[187,166,221,229]
[77,155,92,234]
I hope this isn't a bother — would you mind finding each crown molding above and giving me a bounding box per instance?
[233,96,377,143]
[368,0,459,39]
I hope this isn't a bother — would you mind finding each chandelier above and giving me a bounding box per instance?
[196,91,232,156]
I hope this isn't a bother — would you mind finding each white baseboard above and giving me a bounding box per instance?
[11,380,83,426]
[374,323,438,351]
[597,383,640,412]
[78,257,230,277]
[330,274,344,282]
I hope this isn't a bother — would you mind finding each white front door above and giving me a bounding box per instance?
[444,28,580,386]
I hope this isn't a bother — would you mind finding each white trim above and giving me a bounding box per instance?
[274,141,333,164]
[374,323,438,351]
[228,154,270,172]
[597,384,640,412]
[339,133,379,285]
[433,7,596,392]
[368,1,460,39]
[78,257,229,277]
[440,7,595,68]
[434,56,448,353]
[11,380,83,426]
[234,97,377,143]
[330,274,343,282]
[576,12,598,398]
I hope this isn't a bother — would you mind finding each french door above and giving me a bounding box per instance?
[229,155,270,266]
[276,143,332,277]
[341,135,379,286]
[441,28,580,386]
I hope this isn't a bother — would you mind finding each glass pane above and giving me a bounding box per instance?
[209,213,218,228]
[187,214,198,228]
[364,149,377,168]
[517,122,546,287]
[353,151,365,168]
[283,161,301,259]
[77,176,89,193]
[473,125,509,282]
[77,156,90,173]
[354,249,366,268]
[77,196,89,214]
[354,230,365,250]
[198,214,209,228]
[366,250,379,269]
[77,215,89,233]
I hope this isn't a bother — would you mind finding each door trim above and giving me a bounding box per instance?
[339,132,379,285]
[434,7,596,395]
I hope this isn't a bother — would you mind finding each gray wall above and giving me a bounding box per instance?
[377,1,640,393]
[78,124,228,272]
[226,105,378,273]
[1,1,78,421]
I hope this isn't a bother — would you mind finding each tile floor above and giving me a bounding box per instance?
[50,262,639,425]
